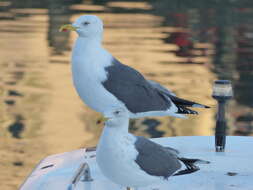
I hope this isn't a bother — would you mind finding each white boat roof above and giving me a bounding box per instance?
[20,136,253,190]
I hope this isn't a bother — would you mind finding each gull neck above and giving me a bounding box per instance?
[76,36,102,48]
[104,119,129,134]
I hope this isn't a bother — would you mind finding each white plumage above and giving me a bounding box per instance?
[63,15,209,119]
[96,108,210,189]
[96,110,165,188]
[72,37,125,114]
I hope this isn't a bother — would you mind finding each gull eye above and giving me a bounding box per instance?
[114,111,120,115]
[83,21,90,26]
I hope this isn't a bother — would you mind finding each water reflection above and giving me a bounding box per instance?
[154,1,253,137]
[8,114,25,138]
[0,0,253,189]
[162,12,213,64]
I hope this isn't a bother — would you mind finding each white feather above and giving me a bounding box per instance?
[96,118,160,187]
[71,15,184,119]
[72,37,125,114]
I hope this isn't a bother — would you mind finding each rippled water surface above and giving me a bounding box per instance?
[0,0,253,189]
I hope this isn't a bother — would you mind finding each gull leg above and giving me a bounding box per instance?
[126,187,138,190]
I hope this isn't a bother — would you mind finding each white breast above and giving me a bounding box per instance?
[71,39,124,113]
[96,128,159,187]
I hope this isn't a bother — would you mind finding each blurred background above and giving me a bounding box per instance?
[0,0,253,189]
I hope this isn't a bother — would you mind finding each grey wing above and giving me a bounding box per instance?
[147,80,209,114]
[164,146,180,156]
[134,136,181,178]
[102,58,172,113]
[147,80,176,96]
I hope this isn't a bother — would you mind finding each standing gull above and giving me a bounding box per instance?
[60,15,209,118]
[96,108,210,189]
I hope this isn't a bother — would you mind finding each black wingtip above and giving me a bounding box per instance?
[173,166,200,176]
[173,157,210,176]
[177,107,199,115]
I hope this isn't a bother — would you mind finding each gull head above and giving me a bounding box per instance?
[59,15,103,38]
[104,108,129,128]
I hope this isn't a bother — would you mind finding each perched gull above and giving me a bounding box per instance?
[96,108,210,189]
[60,15,209,118]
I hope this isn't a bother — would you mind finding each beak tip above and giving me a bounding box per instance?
[59,28,67,32]
[59,24,77,32]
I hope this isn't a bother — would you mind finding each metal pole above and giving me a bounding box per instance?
[215,100,226,152]
[212,79,233,152]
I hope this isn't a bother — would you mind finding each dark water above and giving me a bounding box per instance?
[1,0,253,141]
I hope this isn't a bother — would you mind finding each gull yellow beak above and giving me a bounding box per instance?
[59,24,78,32]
